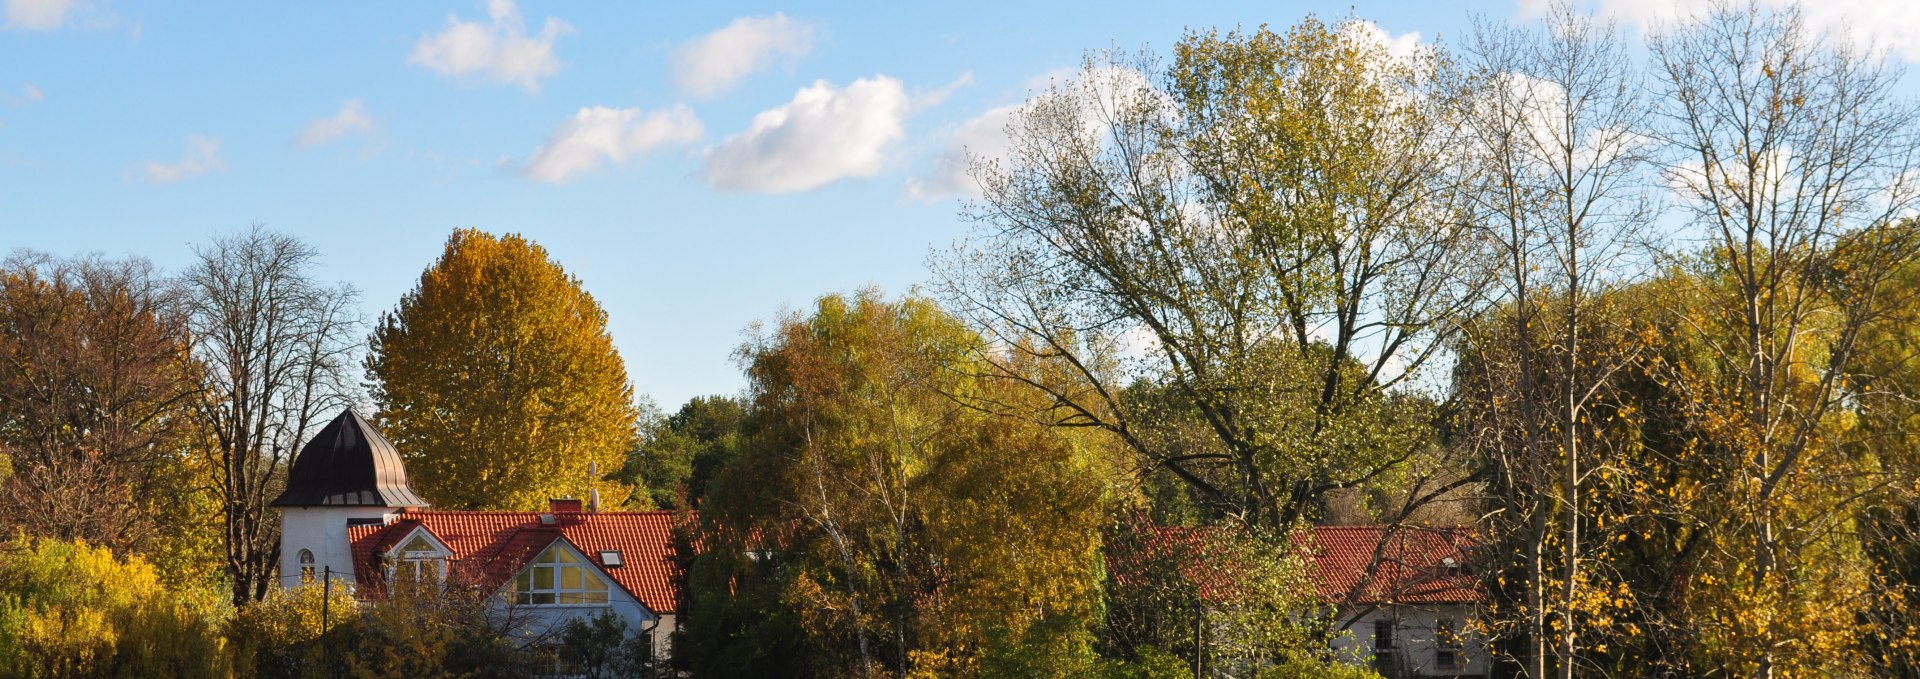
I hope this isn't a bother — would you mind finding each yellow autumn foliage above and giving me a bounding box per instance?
[0,536,230,679]
[368,229,638,510]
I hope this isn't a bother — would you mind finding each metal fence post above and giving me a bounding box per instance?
[323,565,332,678]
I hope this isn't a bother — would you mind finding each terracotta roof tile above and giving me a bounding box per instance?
[348,510,687,613]
[1301,525,1481,605]
[1109,522,1482,606]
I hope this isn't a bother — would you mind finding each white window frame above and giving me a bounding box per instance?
[385,526,452,582]
[511,541,612,607]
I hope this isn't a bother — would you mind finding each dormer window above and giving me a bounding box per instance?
[513,544,609,606]
[388,531,449,582]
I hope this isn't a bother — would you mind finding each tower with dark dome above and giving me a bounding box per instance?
[273,408,427,588]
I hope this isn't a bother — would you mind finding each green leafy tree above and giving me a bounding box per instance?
[555,610,661,678]
[684,290,1123,678]
[940,15,1487,533]
[367,229,639,510]
[622,395,746,509]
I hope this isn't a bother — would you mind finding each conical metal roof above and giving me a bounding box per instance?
[271,409,428,507]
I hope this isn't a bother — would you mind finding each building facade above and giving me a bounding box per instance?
[272,409,683,662]
[1313,525,1487,679]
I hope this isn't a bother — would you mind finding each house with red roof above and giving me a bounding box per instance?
[272,409,685,661]
[1109,520,1486,679]
[1309,525,1485,679]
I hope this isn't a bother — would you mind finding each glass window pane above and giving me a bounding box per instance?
[584,577,606,592]
[554,549,578,564]
[533,567,553,590]
[560,566,581,590]
[515,571,531,591]
[530,593,553,605]
[582,591,607,604]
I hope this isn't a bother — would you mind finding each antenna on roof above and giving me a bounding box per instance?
[588,461,601,513]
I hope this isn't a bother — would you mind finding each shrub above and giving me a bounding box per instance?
[0,536,230,678]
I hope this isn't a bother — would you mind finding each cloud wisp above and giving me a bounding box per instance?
[522,104,704,184]
[672,13,814,98]
[4,0,74,30]
[409,0,573,93]
[910,65,1157,200]
[142,135,225,184]
[907,102,1017,200]
[296,98,374,148]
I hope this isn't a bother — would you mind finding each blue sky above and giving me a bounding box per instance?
[2,0,1915,408]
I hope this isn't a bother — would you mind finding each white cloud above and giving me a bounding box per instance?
[522,104,704,183]
[1343,19,1424,61]
[907,103,1017,200]
[143,135,225,184]
[703,76,910,193]
[296,98,374,147]
[4,0,73,30]
[912,72,973,112]
[909,65,1158,200]
[409,0,572,93]
[1520,0,1920,62]
[672,13,814,98]
[22,84,42,102]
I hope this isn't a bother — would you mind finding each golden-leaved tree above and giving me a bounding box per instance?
[681,290,1125,678]
[367,229,637,510]
[1646,5,1920,675]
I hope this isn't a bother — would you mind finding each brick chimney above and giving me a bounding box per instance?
[549,498,584,513]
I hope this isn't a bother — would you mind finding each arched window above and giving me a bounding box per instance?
[298,549,316,583]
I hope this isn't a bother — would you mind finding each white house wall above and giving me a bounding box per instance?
[278,506,402,589]
[1328,604,1487,679]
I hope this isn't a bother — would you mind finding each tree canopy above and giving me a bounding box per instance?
[367,229,639,510]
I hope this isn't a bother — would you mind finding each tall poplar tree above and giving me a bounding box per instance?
[367,229,638,510]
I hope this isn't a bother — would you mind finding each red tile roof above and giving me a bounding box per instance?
[1106,523,1248,603]
[1108,522,1482,606]
[347,510,687,613]
[1302,525,1481,605]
